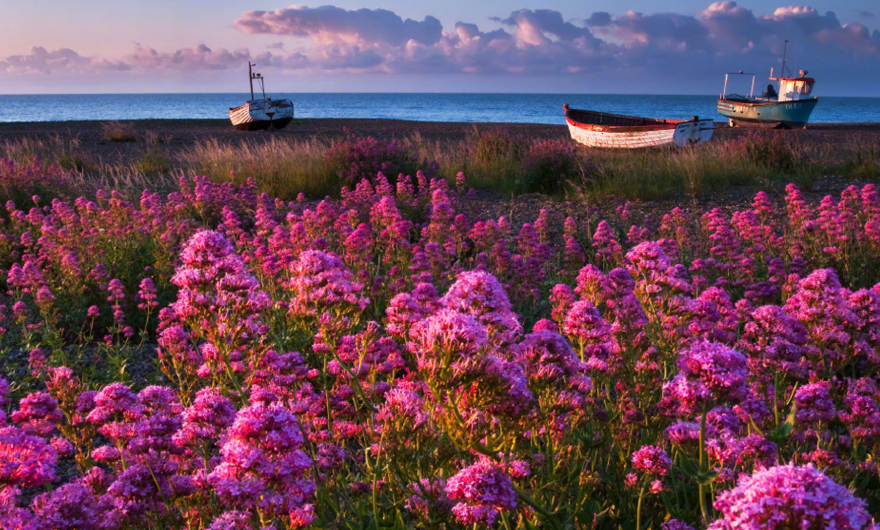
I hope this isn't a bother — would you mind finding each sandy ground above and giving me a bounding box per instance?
[1,118,879,167]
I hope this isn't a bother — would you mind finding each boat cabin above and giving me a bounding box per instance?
[769,70,815,102]
[720,69,815,104]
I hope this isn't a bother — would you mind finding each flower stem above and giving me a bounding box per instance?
[699,408,710,526]
[636,481,647,530]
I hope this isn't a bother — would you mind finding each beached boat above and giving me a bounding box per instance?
[229,62,293,131]
[717,41,818,129]
[563,104,714,148]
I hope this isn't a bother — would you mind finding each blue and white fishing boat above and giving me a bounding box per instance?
[717,41,818,129]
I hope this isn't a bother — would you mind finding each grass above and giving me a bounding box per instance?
[180,137,339,199]
[102,121,138,142]
[570,141,815,201]
[414,128,863,200]
[0,135,178,201]
[134,151,172,173]
[2,126,880,202]
[0,133,97,172]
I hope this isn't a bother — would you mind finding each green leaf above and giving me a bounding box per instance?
[676,451,700,478]
[696,469,719,486]
[767,402,797,443]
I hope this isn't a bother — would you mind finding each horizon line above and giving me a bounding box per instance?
[2,91,879,99]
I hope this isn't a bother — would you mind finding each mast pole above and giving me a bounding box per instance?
[249,62,255,100]
[781,40,788,78]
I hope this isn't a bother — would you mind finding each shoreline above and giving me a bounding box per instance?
[3,118,880,127]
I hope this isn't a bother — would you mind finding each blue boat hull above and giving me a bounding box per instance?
[717,97,818,129]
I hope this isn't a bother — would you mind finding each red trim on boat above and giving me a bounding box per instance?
[564,116,679,133]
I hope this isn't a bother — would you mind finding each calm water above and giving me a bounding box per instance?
[1,93,879,124]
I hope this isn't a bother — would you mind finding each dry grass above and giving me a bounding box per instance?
[2,126,879,203]
[179,137,339,199]
[0,134,180,201]
[419,132,880,200]
[102,121,138,142]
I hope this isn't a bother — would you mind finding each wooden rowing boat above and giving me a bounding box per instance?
[229,62,294,131]
[563,104,714,148]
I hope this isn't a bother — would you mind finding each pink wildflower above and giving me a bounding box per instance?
[663,341,749,414]
[631,445,671,477]
[709,464,869,530]
[446,460,518,527]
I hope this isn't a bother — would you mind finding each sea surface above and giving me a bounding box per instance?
[1,93,880,124]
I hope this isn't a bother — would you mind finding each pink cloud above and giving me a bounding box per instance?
[0,46,128,74]
[2,3,878,86]
[125,44,250,72]
[226,3,878,76]
[235,6,443,46]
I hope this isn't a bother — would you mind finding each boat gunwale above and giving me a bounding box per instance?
[717,96,819,107]
[563,105,688,133]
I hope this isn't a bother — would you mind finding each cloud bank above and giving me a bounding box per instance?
[2,2,879,91]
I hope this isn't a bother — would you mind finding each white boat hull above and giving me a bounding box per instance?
[229,99,294,131]
[566,119,715,148]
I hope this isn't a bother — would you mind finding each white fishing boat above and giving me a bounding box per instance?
[563,104,714,148]
[229,62,293,131]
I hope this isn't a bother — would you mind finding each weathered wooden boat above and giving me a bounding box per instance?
[229,62,293,131]
[563,104,714,148]
[717,41,818,129]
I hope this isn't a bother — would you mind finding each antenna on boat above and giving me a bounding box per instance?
[781,40,789,78]
[248,62,256,100]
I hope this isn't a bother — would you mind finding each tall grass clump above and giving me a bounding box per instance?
[575,133,818,201]
[101,121,138,142]
[455,128,584,195]
[134,151,172,173]
[181,137,339,199]
[463,128,528,192]
[837,138,880,179]
[1,134,95,173]
[519,138,583,194]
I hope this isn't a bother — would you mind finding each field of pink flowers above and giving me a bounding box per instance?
[3,156,880,529]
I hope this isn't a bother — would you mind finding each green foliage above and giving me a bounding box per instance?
[134,151,172,173]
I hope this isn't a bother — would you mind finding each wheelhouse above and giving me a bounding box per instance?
[770,71,815,102]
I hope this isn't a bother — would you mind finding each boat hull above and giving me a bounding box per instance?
[231,117,293,131]
[717,97,818,129]
[229,99,294,131]
[565,116,714,148]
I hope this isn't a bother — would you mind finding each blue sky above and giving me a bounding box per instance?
[2,1,878,94]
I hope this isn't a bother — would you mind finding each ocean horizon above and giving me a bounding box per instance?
[2,93,880,125]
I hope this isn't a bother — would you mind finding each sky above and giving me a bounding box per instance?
[1,1,878,95]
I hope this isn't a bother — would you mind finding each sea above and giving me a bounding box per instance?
[1,93,879,124]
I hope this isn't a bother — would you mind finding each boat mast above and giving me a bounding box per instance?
[781,40,789,78]
[249,62,255,100]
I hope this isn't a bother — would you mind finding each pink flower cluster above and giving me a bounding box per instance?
[708,464,871,530]
[446,459,519,527]
[6,165,880,529]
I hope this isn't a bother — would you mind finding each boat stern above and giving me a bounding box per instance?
[672,118,715,146]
